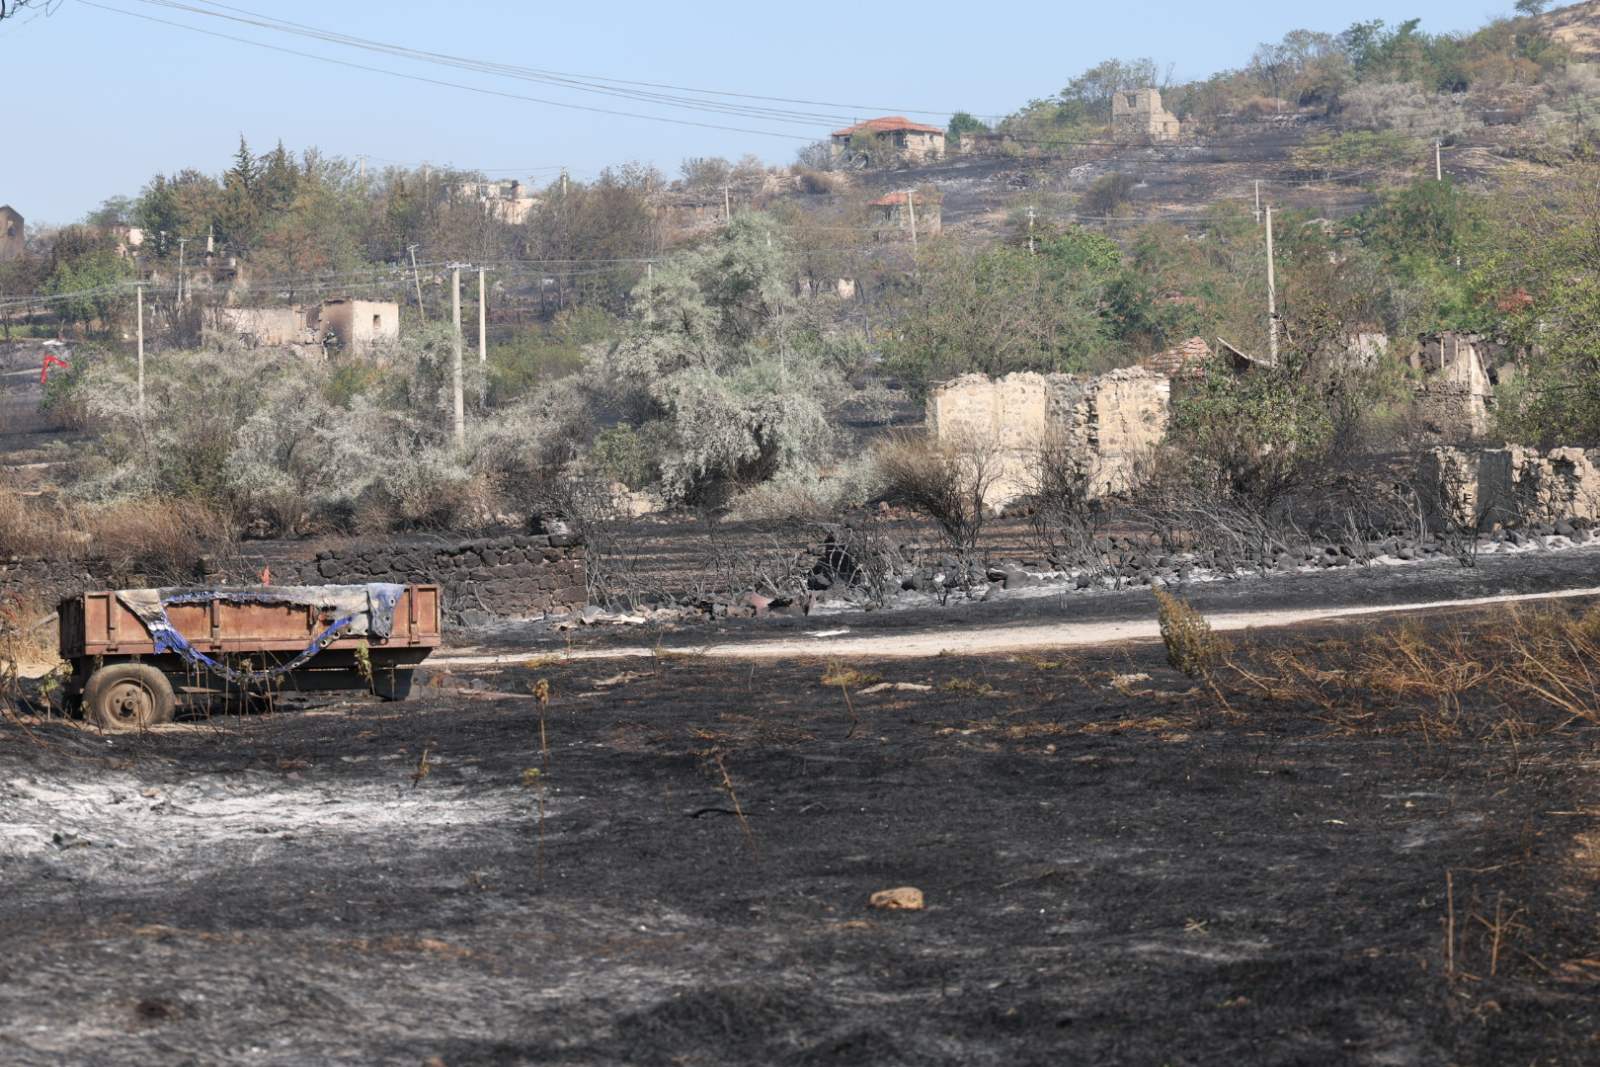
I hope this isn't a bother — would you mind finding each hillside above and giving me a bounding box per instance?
[1542,0,1600,57]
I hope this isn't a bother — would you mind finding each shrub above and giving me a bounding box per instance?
[1080,173,1138,217]
[1154,589,1222,679]
[876,433,1006,565]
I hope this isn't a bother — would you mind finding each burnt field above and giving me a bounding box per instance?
[4,605,1600,1065]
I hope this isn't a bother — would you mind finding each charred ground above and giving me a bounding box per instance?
[3,604,1599,1065]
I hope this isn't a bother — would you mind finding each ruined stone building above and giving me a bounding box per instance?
[213,298,400,357]
[1112,89,1180,143]
[926,368,1172,509]
[831,116,946,164]
[871,190,942,239]
[0,205,23,262]
[1412,331,1498,439]
[449,179,540,225]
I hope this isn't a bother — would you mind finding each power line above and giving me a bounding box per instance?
[81,1,821,141]
[143,0,996,122]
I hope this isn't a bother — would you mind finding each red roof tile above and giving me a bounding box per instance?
[832,115,946,138]
[1140,337,1212,378]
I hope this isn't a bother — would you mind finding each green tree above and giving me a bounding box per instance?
[946,111,989,148]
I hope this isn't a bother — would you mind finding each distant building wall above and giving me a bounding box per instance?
[319,299,400,355]
[0,205,23,262]
[1112,89,1181,143]
[213,306,317,348]
[927,368,1170,508]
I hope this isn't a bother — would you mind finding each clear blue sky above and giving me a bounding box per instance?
[2,0,1521,226]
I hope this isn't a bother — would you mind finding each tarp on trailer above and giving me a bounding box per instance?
[113,584,406,687]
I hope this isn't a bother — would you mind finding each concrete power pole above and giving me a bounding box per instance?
[1435,140,1443,182]
[905,190,918,251]
[724,184,732,223]
[1028,205,1036,255]
[1265,204,1279,366]
[1254,180,1262,225]
[176,237,187,309]
[136,285,145,419]
[408,245,427,322]
[477,267,487,364]
[450,266,465,448]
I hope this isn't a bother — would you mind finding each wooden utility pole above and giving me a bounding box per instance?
[136,285,145,418]
[408,245,427,322]
[905,190,918,251]
[1265,205,1279,365]
[477,267,487,364]
[450,266,465,447]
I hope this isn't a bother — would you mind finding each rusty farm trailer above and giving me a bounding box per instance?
[59,583,441,731]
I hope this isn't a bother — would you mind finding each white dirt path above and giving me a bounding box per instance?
[432,585,1600,665]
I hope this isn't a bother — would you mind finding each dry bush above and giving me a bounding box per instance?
[0,487,65,559]
[876,433,1006,569]
[1154,589,1223,679]
[1024,436,1105,570]
[797,169,847,195]
[79,497,236,582]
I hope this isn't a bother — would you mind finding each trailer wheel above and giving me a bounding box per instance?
[83,664,176,732]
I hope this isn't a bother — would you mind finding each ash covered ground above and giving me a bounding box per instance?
[4,603,1600,1065]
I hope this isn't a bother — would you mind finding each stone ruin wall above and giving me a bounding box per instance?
[926,368,1171,508]
[1422,445,1600,527]
[0,533,587,627]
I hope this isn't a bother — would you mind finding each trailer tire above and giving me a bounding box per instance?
[83,663,176,732]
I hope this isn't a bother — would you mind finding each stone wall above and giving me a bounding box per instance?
[1422,445,1600,527]
[926,368,1170,508]
[1,533,586,626]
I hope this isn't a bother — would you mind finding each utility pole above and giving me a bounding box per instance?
[477,267,487,364]
[1264,204,1279,366]
[560,168,569,197]
[450,266,465,448]
[1435,140,1443,182]
[407,244,427,322]
[358,154,367,183]
[136,285,145,419]
[724,184,732,223]
[1254,180,1262,225]
[176,237,187,309]
[905,190,918,251]
[1027,205,1036,255]
[206,224,214,254]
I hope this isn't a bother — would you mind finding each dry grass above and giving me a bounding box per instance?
[1216,604,1600,736]
[820,663,881,689]
[0,486,234,582]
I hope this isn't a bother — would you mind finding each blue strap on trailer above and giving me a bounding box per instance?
[114,584,405,688]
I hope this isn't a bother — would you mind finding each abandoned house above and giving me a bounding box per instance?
[0,205,23,262]
[1112,89,1181,143]
[871,190,942,238]
[831,116,946,164]
[926,368,1172,509]
[213,298,399,357]
[1413,331,1499,439]
[449,179,540,225]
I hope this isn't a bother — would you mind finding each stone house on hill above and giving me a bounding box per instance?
[831,116,946,163]
[0,205,23,262]
[1112,89,1180,143]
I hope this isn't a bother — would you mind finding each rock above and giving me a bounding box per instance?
[1001,568,1036,590]
[1556,519,1576,538]
[1397,545,1417,561]
[869,886,924,911]
[1074,573,1093,590]
[808,574,833,592]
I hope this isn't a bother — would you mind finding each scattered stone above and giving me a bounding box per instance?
[869,886,924,911]
[1001,568,1037,590]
